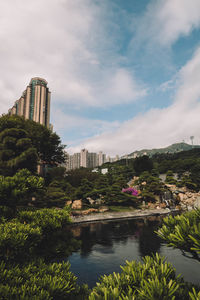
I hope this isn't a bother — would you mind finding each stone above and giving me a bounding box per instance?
[98,206,109,213]
[87,197,95,205]
[178,193,184,202]
[66,200,72,206]
[81,208,98,215]
[72,200,82,210]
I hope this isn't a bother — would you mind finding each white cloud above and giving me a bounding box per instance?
[131,0,200,48]
[0,0,145,113]
[72,47,200,156]
[156,0,200,46]
[52,109,120,151]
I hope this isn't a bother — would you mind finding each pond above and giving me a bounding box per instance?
[66,215,200,288]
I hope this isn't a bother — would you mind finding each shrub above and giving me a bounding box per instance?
[0,260,88,299]
[17,208,71,233]
[89,254,193,299]
[0,220,41,261]
[156,209,200,258]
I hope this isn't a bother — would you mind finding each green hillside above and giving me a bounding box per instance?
[125,142,200,158]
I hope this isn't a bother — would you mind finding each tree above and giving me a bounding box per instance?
[0,169,44,211]
[136,171,165,202]
[0,127,38,176]
[0,115,66,174]
[165,170,177,185]
[42,182,69,208]
[133,155,153,175]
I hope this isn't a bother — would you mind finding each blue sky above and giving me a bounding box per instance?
[1,0,200,156]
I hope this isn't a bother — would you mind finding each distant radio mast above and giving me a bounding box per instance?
[190,136,194,146]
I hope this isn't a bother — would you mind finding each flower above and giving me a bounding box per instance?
[122,187,138,196]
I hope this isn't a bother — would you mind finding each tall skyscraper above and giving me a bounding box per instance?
[88,152,98,168]
[80,149,88,167]
[8,77,51,128]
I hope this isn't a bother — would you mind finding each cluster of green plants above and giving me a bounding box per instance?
[0,260,88,299]
[1,114,200,298]
[89,254,199,300]
[0,207,81,262]
[46,165,139,209]
[157,209,200,260]
[0,206,86,299]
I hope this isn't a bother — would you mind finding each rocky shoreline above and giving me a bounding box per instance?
[71,208,179,224]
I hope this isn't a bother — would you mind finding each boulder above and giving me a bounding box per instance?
[98,206,109,213]
[66,200,72,206]
[72,200,82,210]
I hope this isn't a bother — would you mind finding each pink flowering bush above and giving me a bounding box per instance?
[122,187,138,196]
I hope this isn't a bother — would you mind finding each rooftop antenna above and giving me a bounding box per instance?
[190,136,194,146]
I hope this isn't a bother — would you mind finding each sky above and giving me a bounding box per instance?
[1,0,200,157]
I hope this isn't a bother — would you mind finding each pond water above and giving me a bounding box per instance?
[66,216,200,288]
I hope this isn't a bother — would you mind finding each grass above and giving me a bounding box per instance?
[108,206,136,212]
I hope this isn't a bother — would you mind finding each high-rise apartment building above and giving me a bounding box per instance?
[80,149,88,168]
[65,149,112,170]
[8,77,51,128]
[98,151,106,166]
[88,152,98,168]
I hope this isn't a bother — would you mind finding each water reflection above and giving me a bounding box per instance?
[70,216,163,259]
[67,216,200,288]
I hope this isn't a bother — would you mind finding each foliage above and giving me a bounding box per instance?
[42,183,69,208]
[136,171,165,202]
[0,220,42,261]
[165,170,177,185]
[66,168,100,188]
[157,209,200,260]
[0,169,44,210]
[0,126,38,176]
[45,166,66,185]
[133,155,153,175]
[0,260,88,300]
[0,208,73,262]
[0,205,15,220]
[17,208,71,233]
[89,253,193,300]
[0,115,66,173]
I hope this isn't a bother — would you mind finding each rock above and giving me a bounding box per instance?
[87,197,95,205]
[81,208,98,215]
[72,200,82,210]
[178,193,185,201]
[66,200,72,206]
[98,206,109,213]
[95,199,104,205]
[187,206,193,211]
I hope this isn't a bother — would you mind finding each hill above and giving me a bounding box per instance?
[122,142,200,158]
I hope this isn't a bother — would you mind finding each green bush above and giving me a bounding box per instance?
[0,220,41,261]
[17,208,71,233]
[156,209,200,258]
[0,260,88,299]
[0,208,74,262]
[89,254,193,299]
[0,206,15,220]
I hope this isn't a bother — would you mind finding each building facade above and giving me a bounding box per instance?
[8,77,51,128]
[65,149,116,170]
